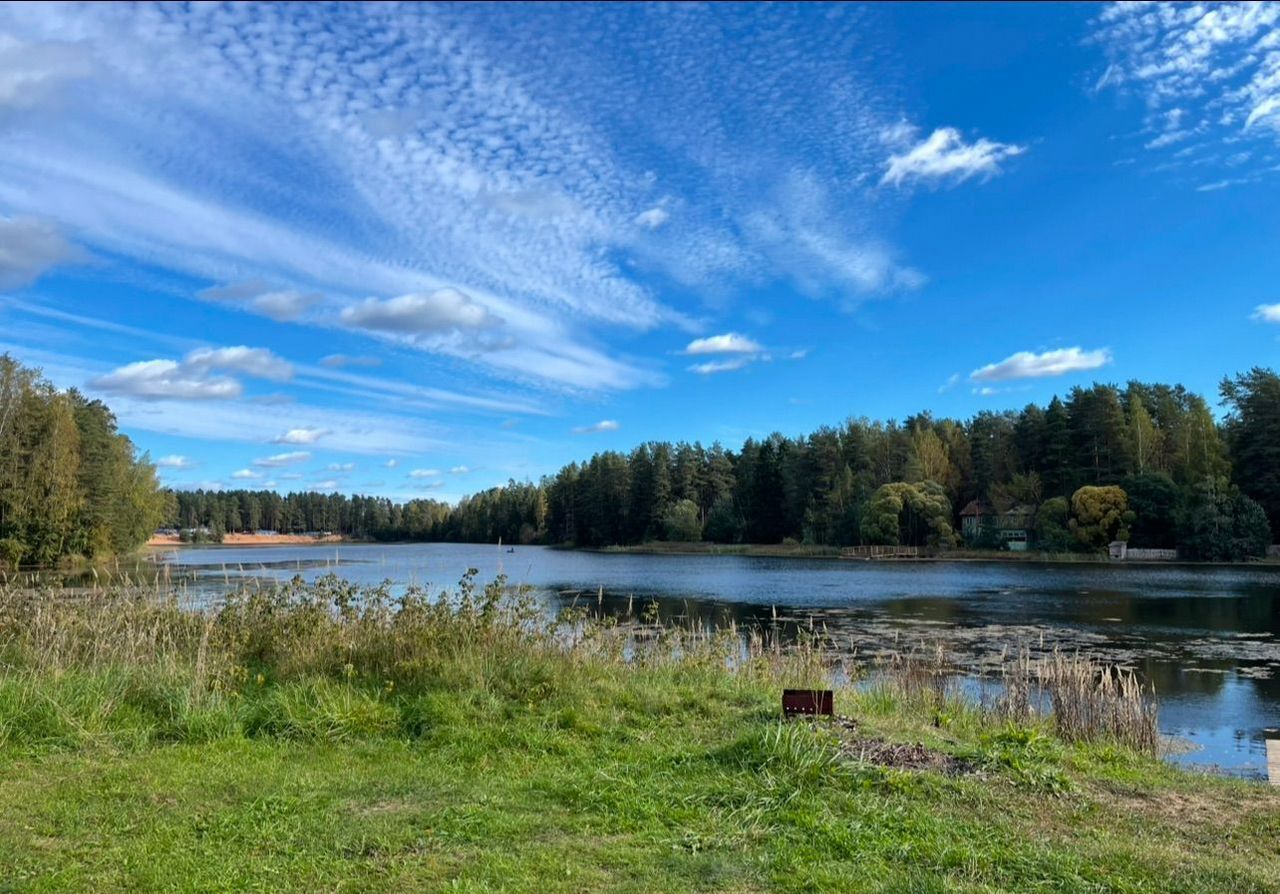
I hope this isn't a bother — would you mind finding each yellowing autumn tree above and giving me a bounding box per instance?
[1069,485,1135,548]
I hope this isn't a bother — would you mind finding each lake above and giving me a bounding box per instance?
[148,542,1280,779]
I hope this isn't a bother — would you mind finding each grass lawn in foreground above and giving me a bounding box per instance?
[1,577,1277,892]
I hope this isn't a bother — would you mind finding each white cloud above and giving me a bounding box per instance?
[1091,3,1280,169]
[0,216,79,288]
[0,3,942,393]
[683,332,764,355]
[937,373,961,394]
[91,359,241,401]
[634,207,670,229]
[689,358,752,375]
[154,454,193,469]
[0,34,93,111]
[340,289,502,335]
[882,127,1026,186]
[253,451,311,468]
[312,479,340,491]
[383,458,399,469]
[572,419,620,434]
[1253,303,1280,323]
[230,468,260,480]
[449,465,471,474]
[408,468,441,478]
[271,427,330,445]
[198,280,321,322]
[970,347,1113,382]
[319,354,382,368]
[326,462,355,472]
[184,346,293,381]
[90,345,292,400]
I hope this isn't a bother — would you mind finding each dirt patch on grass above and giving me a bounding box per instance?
[826,716,978,776]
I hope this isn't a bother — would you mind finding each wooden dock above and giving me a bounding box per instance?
[1268,739,1280,786]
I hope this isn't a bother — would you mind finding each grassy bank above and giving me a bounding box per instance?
[0,576,1277,892]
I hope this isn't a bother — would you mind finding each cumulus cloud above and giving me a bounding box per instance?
[450,465,471,474]
[0,217,79,288]
[253,451,311,468]
[383,458,399,469]
[937,373,961,394]
[271,427,330,445]
[408,468,441,478]
[312,479,340,491]
[326,462,355,472]
[91,359,242,400]
[91,345,292,400]
[184,346,293,381]
[970,347,1113,382]
[682,333,764,355]
[572,419,620,434]
[341,289,501,335]
[634,207,670,229]
[319,354,382,368]
[230,468,260,480]
[882,127,1026,186]
[155,454,194,469]
[1253,303,1280,323]
[198,279,322,322]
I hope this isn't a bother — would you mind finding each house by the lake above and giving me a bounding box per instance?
[959,501,1035,551]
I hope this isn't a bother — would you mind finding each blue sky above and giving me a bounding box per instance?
[1,1,1278,502]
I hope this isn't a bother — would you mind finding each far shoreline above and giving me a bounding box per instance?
[146,532,349,548]
[142,535,1279,568]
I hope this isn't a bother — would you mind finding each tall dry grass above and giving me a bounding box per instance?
[0,573,1159,755]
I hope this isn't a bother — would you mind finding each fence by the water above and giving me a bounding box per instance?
[840,545,920,559]
[1122,548,1179,561]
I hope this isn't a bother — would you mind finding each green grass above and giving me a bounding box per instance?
[0,575,1276,892]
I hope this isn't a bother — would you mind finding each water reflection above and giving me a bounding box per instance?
[133,542,1280,777]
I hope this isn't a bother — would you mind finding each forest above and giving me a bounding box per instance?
[167,367,1280,563]
[0,356,169,568]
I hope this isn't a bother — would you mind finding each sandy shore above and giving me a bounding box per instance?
[147,533,347,547]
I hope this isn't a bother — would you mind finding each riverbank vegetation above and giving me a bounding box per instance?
[167,369,1280,561]
[0,357,168,570]
[0,575,1276,892]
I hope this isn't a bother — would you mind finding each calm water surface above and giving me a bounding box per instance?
[150,542,1280,778]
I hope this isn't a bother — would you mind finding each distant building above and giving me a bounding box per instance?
[960,501,1035,551]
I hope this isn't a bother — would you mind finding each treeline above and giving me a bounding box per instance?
[170,368,1280,561]
[0,356,169,568]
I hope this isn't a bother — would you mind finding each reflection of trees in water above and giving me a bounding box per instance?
[1137,657,1230,697]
